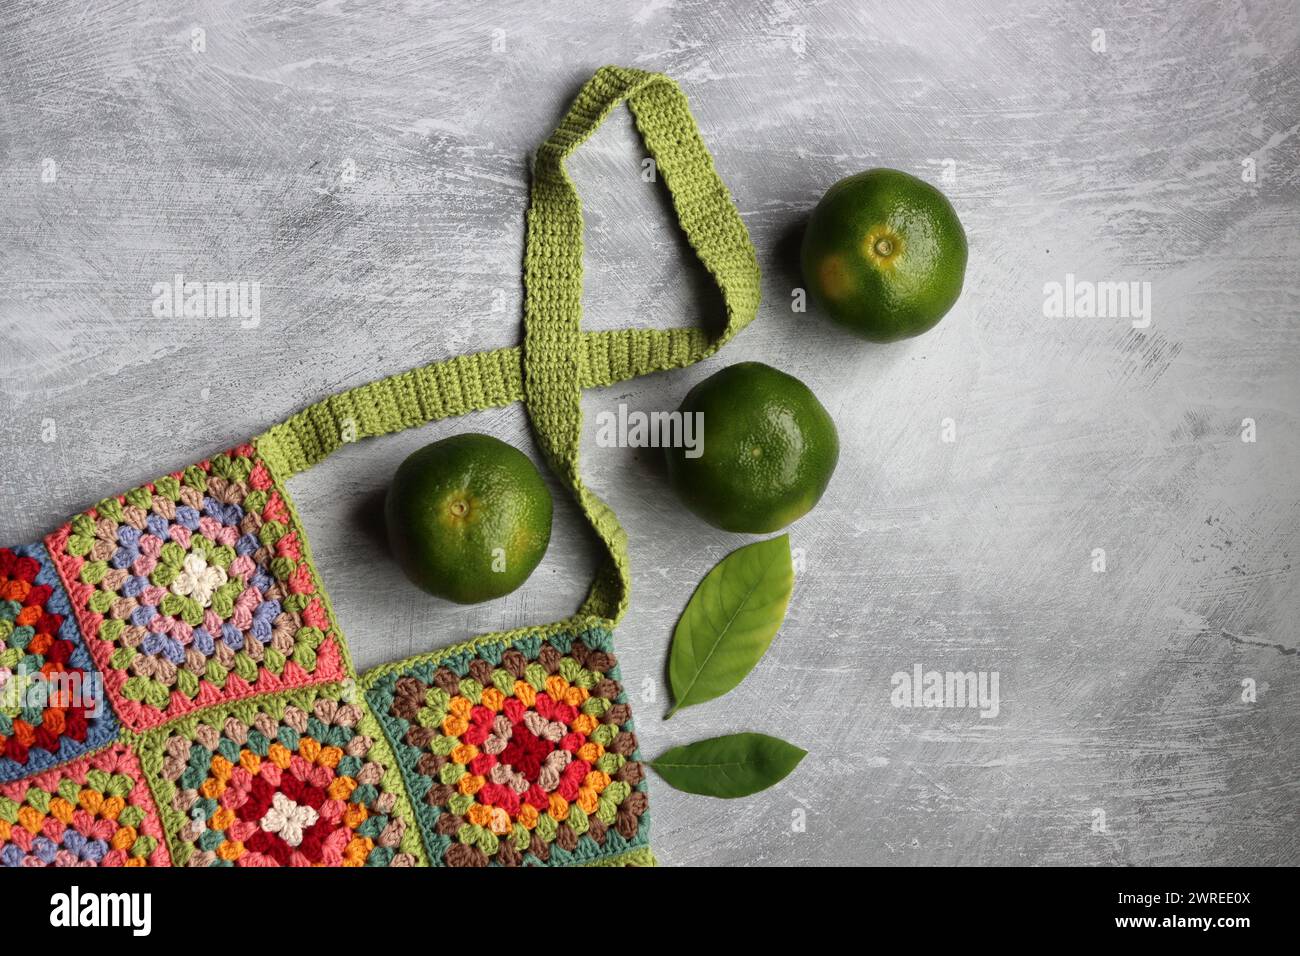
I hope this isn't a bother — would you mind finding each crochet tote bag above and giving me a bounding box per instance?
[0,65,759,867]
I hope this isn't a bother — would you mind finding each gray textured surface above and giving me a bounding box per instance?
[1,0,1297,866]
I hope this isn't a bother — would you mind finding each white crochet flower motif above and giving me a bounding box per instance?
[169,553,227,607]
[259,792,319,847]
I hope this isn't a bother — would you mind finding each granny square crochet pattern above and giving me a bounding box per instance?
[0,743,169,866]
[45,444,346,733]
[0,64,767,867]
[8,432,655,868]
[0,543,118,782]
[135,684,424,867]
[364,626,651,867]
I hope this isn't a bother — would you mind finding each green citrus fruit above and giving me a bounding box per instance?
[801,167,967,342]
[385,433,552,604]
[665,362,839,533]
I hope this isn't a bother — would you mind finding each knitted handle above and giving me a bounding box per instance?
[523,65,760,624]
[254,336,689,480]
[254,65,760,627]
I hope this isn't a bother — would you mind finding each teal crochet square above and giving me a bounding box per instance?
[132,683,425,867]
[363,625,653,866]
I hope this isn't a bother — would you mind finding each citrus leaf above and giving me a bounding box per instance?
[666,534,794,717]
[650,733,807,798]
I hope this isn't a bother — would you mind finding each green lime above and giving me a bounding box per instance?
[665,362,839,533]
[385,433,552,604]
[801,167,967,342]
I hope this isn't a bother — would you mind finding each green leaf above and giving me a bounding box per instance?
[159,541,186,568]
[666,534,794,718]
[175,669,199,699]
[124,487,152,511]
[259,520,286,548]
[154,475,181,501]
[95,498,124,523]
[87,590,115,614]
[80,561,108,586]
[650,733,807,799]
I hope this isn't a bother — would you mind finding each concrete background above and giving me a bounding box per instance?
[1,0,1297,865]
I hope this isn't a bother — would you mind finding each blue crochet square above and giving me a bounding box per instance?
[0,542,119,782]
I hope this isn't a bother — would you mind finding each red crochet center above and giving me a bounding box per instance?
[0,548,91,765]
[236,769,339,866]
[465,691,591,819]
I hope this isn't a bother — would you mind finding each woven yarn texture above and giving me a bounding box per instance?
[0,66,758,867]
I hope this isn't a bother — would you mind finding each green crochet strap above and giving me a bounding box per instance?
[523,65,761,624]
[254,65,760,627]
[256,346,520,480]
[254,336,688,480]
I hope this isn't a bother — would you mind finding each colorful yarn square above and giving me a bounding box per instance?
[45,444,346,732]
[0,544,118,781]
[0,743,169,867]
[136,684,423,866]
[366,627,651,866]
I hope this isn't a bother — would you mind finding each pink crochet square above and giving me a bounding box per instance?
[46,444,346,732]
